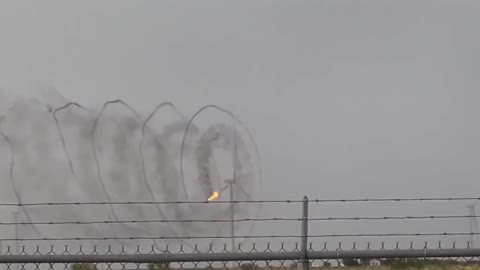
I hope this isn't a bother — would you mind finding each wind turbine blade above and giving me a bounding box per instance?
[232,120,238,181]
[235,184,254,201]
[220,184,230,193]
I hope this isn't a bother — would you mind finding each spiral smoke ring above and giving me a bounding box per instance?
[0,89,262,250]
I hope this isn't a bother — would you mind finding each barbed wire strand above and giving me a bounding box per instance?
[3,197,480,207]
[311,197,480,203]
[0,200,301,206]
[3,232,480,242]
[309,215,480,221]
[307,232,480,238]
[1,214,480,226]
[0,236,289,241]
[0,217,300,226]
[12,214,480,226]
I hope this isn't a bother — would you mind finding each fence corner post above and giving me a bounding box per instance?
[300,195,310,270]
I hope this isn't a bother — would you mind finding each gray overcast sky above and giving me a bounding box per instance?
[1,1,479,206]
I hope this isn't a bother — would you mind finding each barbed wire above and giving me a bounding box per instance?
[309,214,480,221]
[1,196,480,207]
[0,217,300,226]
[2,232,480,242]
[0,235,297,241]
[0,200,302,207]
[311,197,480,203]
[308,232,480,238]
[1,214,480,226]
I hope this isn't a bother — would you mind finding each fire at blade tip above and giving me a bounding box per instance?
[208,191,219,201]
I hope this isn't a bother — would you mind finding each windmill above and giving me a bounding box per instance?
[206,123,254,253]
[467,202,479,248]
[181,106,262,254]
[211,178,238,253]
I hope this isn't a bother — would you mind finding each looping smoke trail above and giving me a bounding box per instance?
[146,120,202,244]
[193,123,262,244]
[0,100,57,239]
[55,101,133,193]
[1,92,262,248]
[0,129,43,238]
[179,105,263,248]
[180,105,263,204]
[91,99,150,247]
[140,102,183,201]
[91,99,140,221]
[54,101,133,247]
[139,102,193,249]
[53,102,87,175]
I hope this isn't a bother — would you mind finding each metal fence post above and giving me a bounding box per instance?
[300,196,310,270]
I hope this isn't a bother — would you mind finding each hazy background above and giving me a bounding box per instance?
[1,0,480,248]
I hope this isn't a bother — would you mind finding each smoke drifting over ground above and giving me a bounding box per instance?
[0,89,262,250]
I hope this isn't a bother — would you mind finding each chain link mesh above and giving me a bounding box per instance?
[0,242,480,270]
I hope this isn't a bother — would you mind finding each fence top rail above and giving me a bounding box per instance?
[1,249,480,263]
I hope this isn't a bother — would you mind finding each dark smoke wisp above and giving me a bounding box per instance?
[180,105,262,202]
[90,99,151,247]
[0,90,262,248]
[0,119,44,238]
[91,99,140,222]
[53,102,87,176]
[140,102,194,248]
[180,105,263,246]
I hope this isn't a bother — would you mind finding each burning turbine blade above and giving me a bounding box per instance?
[220,184,230,193]
[208,191,219,201]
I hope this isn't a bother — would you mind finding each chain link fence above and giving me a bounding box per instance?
[1,196,480,270]
[0,242,480,270]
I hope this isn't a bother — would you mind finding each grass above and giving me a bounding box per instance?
[69,260,480,270]
[311,266,480,270]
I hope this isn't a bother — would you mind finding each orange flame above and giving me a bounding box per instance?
[208,191,219,201]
